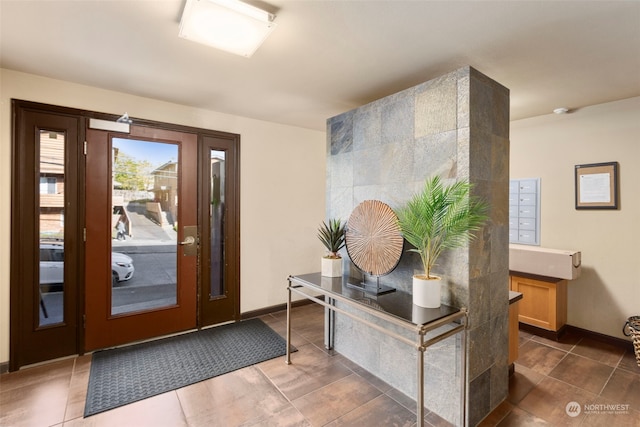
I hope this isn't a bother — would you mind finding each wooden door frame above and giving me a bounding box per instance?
[198,134,241,326]
[10,100,241,370]
[10,101,84,371]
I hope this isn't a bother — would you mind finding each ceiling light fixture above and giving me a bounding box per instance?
[553,107,569,114]
[179,0,276,58]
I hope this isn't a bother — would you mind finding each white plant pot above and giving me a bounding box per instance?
[321,257,342,277]
[412,275,442,308]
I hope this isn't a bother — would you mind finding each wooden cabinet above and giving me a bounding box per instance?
[510,274,567,331]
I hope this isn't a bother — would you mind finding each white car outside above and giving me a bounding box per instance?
[40,243,135,286]
[111,252,135,284]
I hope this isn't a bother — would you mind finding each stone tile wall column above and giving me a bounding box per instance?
[326,66,510,425]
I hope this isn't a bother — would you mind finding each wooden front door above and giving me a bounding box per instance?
[84,125,198,350]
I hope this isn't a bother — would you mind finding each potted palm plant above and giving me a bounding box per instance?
[318,219,346,277]
[396,175,488,308]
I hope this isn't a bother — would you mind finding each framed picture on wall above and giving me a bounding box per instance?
[575,161,619,209]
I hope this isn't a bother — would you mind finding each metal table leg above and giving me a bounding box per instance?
[286,280,292,365]
[460,312,468,426]
[417,332,425,427]
[324,297,335,350]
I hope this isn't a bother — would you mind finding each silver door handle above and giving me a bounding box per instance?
[179,236,195,246]
[181,225,197,256]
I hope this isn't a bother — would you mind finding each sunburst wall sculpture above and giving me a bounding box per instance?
[345,200,403,279]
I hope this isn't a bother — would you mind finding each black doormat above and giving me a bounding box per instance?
[84,318,293,417]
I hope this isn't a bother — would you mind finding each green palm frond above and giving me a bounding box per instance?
[396,176,488,278]
[317,219,346,257]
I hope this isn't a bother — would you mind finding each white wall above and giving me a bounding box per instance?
[510,97,640,339]
[0,69,327,364]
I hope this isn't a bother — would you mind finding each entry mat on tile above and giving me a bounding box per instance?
[84,318,294,417]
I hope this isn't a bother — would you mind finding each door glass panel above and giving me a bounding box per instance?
[111,138,179,315]
[210,150,225,298]
[39,130,65,327]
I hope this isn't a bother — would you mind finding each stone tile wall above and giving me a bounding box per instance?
[326,66,510,426]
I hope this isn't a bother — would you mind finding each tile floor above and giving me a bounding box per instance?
[1,303,638,426]
[480,329,639,426]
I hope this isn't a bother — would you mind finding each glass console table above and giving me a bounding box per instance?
[286,273,468,427]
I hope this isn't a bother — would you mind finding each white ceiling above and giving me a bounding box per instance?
[1,0,639,131]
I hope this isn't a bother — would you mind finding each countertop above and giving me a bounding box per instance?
[509,290,523,304]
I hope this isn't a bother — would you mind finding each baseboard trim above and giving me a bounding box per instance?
[564,324,634,351]
[519,322,567,341]
[241,297,322,320]
[519,322,634,352]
